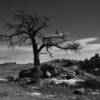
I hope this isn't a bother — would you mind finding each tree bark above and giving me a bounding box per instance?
[32,38,40,68]
[33,50,40,68]
[31,38,42,80]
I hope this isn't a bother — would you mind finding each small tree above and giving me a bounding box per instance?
[0,10,80,72]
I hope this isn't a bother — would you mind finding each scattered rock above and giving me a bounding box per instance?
[69,96,78,100]
[26,91,55,99]
[50,78,84,85]
[73,88,100,95]
[73,88,85,95]
[26,92,41,96]
[92,92,100,95]
[18,78,31,85]
[0,78,8,82]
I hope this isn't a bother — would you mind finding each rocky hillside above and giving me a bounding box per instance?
[40,59,98,80]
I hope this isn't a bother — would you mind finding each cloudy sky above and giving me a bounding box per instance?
[0,0,100,63]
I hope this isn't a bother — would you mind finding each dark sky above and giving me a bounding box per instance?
[0,0,100,39]
[0,0,100,63]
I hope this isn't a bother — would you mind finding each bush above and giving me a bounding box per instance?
[6,76,15,81]
[19,69,31,79]
[18,67,43,84]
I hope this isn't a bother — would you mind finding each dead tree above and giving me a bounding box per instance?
[0,10,81,71]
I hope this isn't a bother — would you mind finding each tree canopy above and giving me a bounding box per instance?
[0,10,81,67]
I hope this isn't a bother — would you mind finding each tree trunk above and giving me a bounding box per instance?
[31,38,42,80]
[33,50,40,68]
[31,38,40,66]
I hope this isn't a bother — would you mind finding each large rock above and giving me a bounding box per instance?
[41,64,61,78]
[40,64,78,79]
[18,63,79,80]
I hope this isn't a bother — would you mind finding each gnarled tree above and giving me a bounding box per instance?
[0,10,81,72]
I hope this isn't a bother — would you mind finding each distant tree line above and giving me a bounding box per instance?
[78,53,100,76]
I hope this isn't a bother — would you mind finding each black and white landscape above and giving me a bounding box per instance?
[0,0,100,100]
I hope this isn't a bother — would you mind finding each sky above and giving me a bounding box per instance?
[0,0,100,63]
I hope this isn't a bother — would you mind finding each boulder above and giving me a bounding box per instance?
[41,64,60,78]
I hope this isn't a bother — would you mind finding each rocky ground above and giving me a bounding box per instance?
[0,78,100,100]
[0,60,100,100]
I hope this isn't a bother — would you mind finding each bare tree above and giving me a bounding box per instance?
[0,10,80,70]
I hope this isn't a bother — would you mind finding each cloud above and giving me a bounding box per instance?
[83,44,100,51]
[48,37,100,60]
[76,37,98,45]
[76,37,100,51]
[0,37,100,63]
[51,37,100,53]
[0,57,10,60]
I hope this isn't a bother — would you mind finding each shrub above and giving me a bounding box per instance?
[19,69,31,79]
[6,76,15,81]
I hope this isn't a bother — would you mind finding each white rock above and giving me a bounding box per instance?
[92,92,100,95]
[26,92,41,96]
[0,78,8,82]
[51,78,84,85]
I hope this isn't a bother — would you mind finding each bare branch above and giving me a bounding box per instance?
[45,46,53,58]
[42,42,80,51]
[38,32,69,52]
[13,37,28,47]
[8,36,28,47]
[0,31,28,40]
[38,36,81,54]
[33,17,49,37]
[0,10,81,67]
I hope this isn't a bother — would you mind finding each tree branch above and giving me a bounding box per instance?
[38,32,69,52]
[38,41,81,53]
[8,36,28,47]
[33,23,46,37]
[0,31,29,39]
